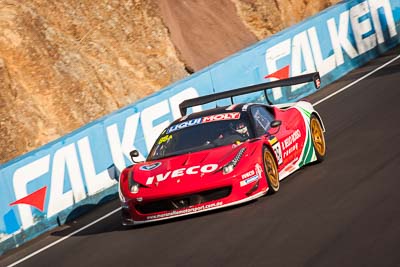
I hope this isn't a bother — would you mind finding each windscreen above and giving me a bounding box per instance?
[147,112,253,160]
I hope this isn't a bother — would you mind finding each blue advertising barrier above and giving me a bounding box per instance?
[1,0,399,255]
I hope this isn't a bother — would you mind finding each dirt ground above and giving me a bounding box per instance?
[158,0,258,71]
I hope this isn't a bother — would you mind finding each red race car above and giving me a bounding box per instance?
[119,72,326,225]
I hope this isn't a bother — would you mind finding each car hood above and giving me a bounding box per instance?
[133,143,253,189]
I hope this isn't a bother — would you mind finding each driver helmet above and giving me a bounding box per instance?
[235,122,248,136]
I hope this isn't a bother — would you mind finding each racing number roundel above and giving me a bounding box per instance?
[272,142,283,165]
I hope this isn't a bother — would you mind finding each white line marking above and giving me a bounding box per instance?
[7,207,121,267]
[313,54,400,106]
[7,53,400,267]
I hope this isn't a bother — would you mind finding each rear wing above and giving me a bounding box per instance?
[179,72,321,116]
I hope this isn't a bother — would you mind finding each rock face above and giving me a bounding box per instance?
[0,0,338,164]
[232,0,339,40]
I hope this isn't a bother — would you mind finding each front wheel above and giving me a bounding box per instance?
[310,114,326,162]
[263,147,279,194]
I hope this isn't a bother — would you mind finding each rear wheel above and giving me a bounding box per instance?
[310,114,326,162]
[263,147,279,194]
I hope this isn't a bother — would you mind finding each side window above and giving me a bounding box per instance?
[251,106,274,137]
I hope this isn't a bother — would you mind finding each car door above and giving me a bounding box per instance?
[273,106,307,168]
[250,105,292,170]
[251,106,305,171]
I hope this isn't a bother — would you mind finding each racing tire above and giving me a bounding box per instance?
[310,114,326,162]
[263,147,279,194]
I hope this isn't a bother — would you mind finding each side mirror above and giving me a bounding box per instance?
[268,120,281,135]
[129,150,140,163]
[270,120,282,128]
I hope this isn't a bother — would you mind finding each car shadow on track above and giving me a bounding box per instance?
[50,198,258,237]
[50,160,321,239]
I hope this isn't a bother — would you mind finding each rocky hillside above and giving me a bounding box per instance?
[0,0,338,164]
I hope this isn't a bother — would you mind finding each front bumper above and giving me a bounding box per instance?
[121,189,267,225]
[121,176,268,225]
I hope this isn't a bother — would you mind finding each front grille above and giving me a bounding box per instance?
[135,186,231,214]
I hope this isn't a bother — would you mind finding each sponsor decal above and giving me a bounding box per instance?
[146,201,224,220]
[255,163,263,177]
[265,65,290,80]
[158,134,172,144]
[240,165,262,187]
[283,163,297,173]
[282,129,301,150]
[9,186,47,212]
[272,142,283,165]
[268,136,278,145]
[5,87,200,232]
[139,162,162,171]
[166,112,241,133]
[272,130,301,162]
[241,170,255,180]
[145,164,219,185]
[283,143,299,159]
[240,175,259,187]
[202,112,240,123]
[167,118,202,133]
[264,0,397,101]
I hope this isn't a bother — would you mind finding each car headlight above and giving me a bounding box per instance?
[128,170,140,194]
[130,183,140,194]
[223,163,235,174]
[222,147,246,175]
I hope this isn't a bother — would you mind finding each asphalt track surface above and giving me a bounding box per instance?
[2,47,400,267]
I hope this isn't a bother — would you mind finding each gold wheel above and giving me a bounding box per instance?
[263,148,279,193]
[310,115,326,161]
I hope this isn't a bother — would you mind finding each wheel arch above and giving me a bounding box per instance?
[293,101,326,132]
[261,143,280,193]
[311,111,326,132]
[262,142,279,165]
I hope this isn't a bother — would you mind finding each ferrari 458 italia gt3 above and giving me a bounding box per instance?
[119,72,326,225]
